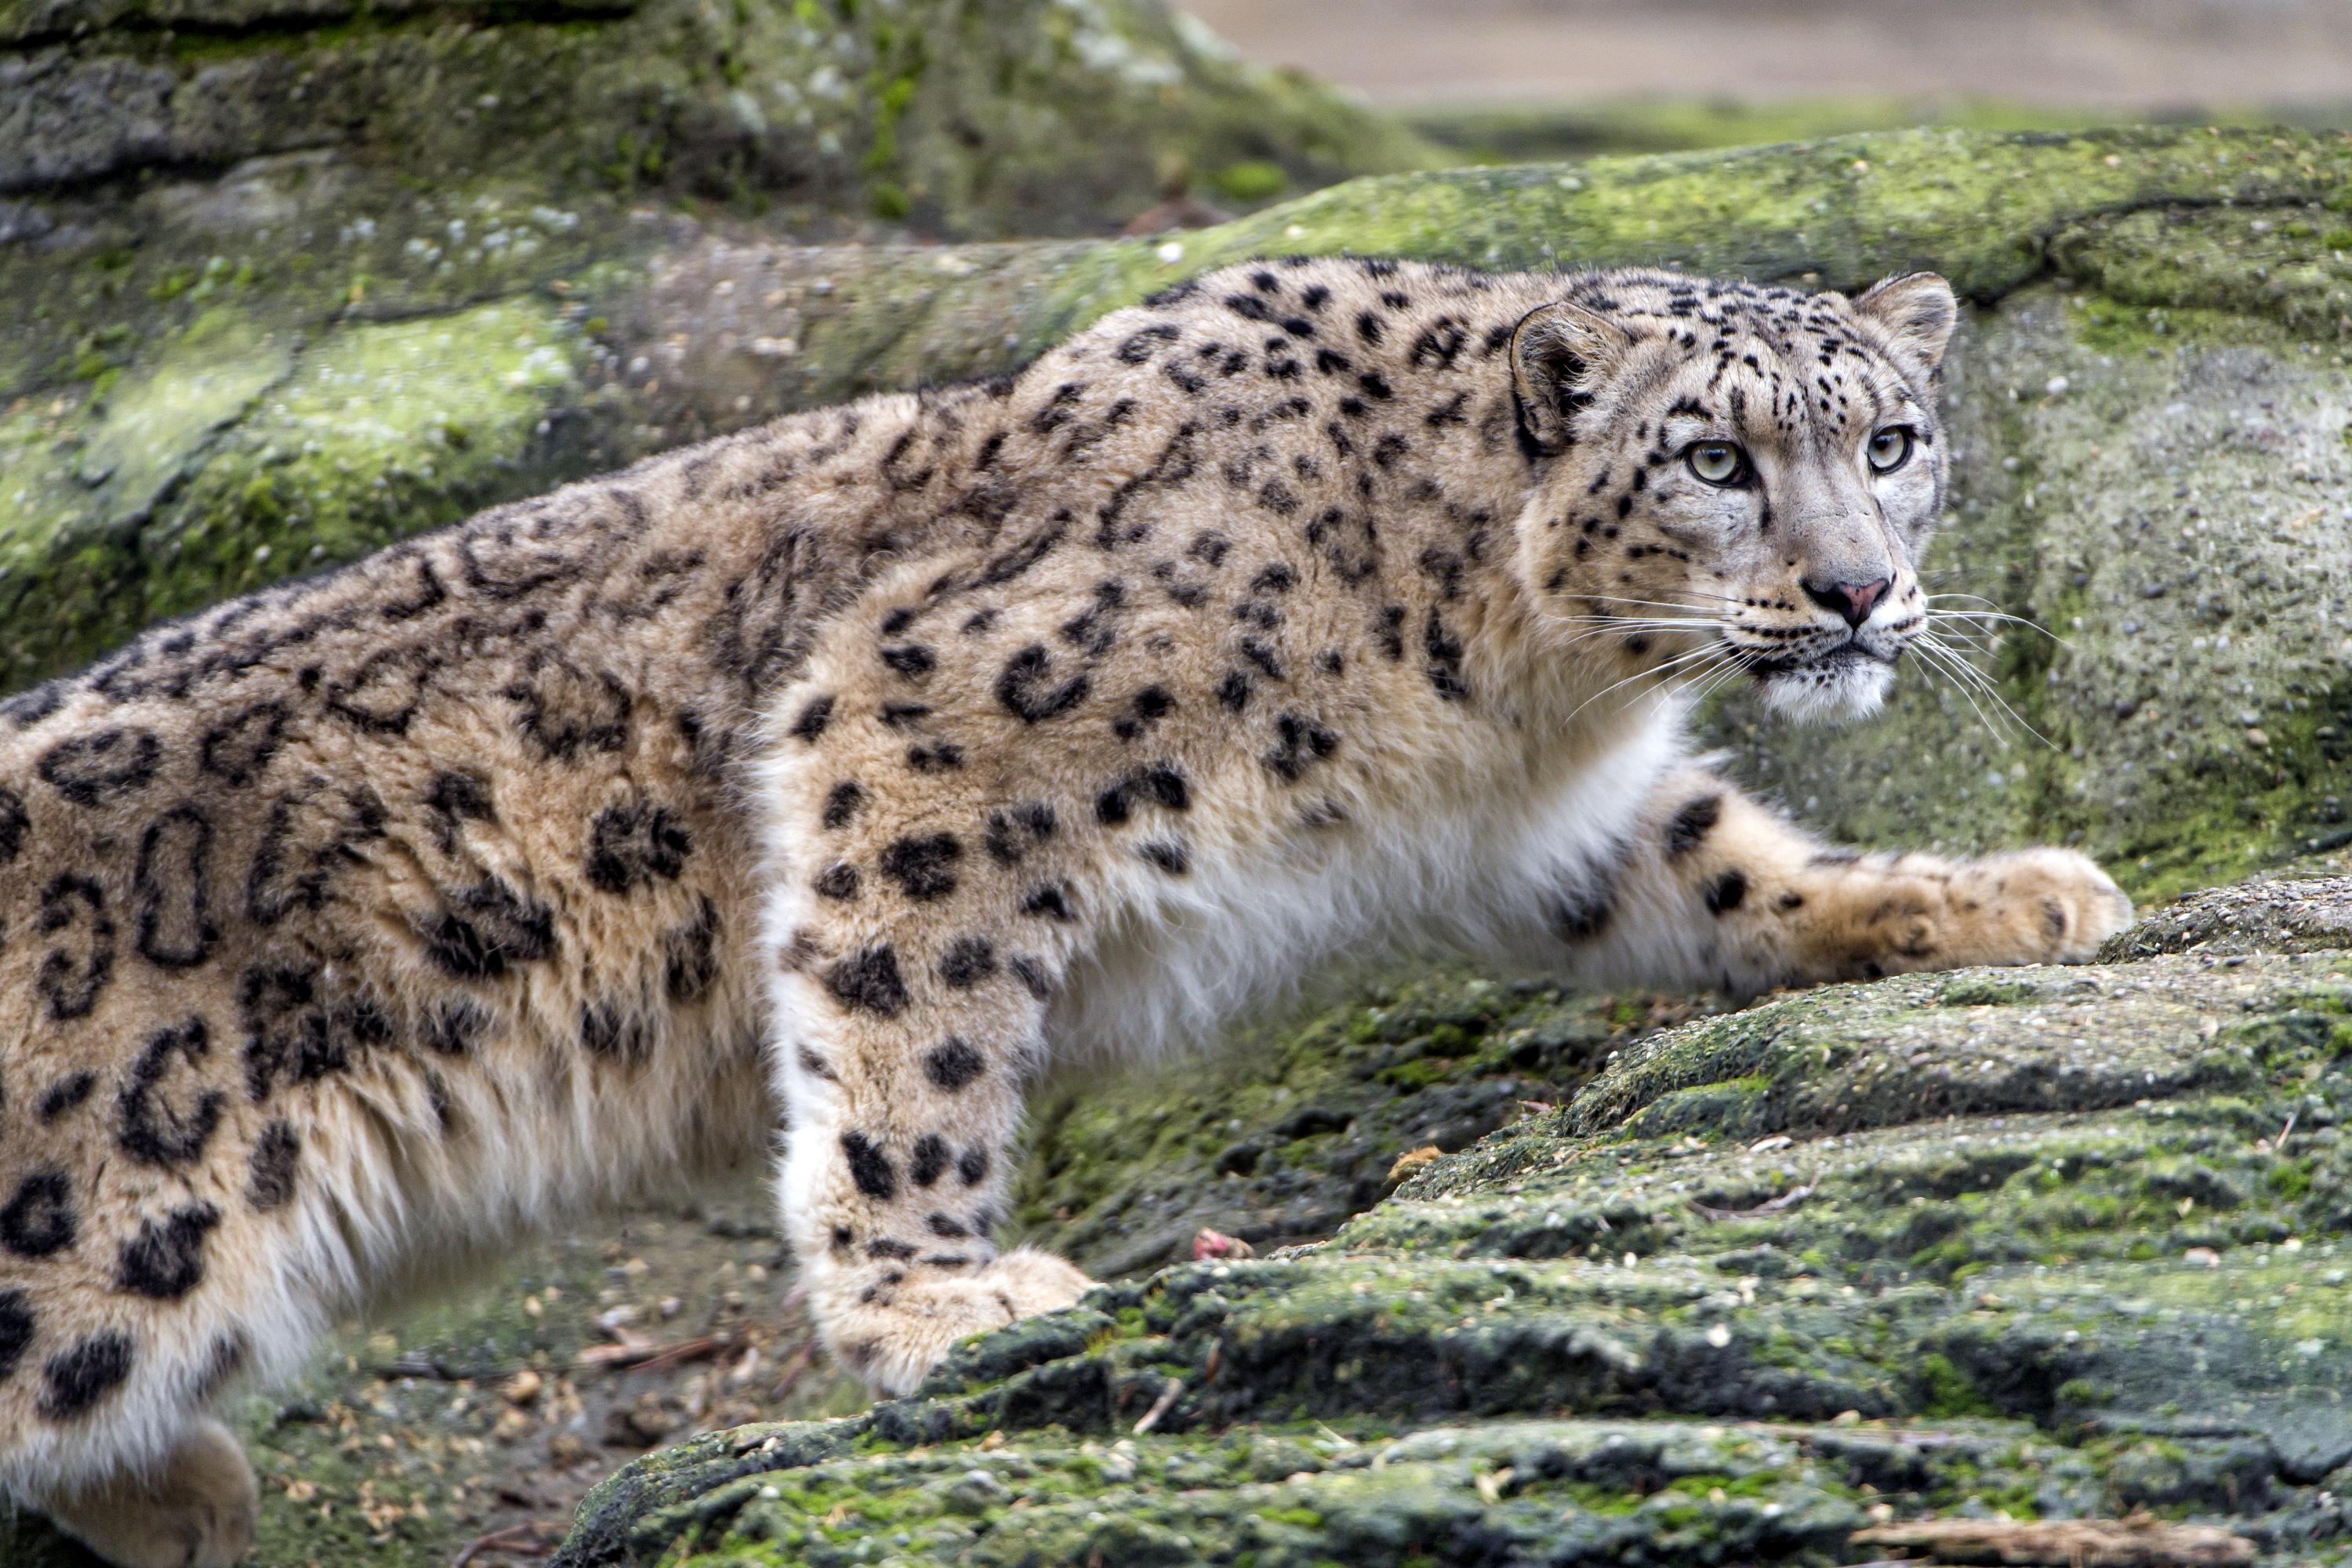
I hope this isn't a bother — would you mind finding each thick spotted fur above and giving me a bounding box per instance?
[0,259,2129,1564]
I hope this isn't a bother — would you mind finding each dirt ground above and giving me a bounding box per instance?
[1174,0,2352,112]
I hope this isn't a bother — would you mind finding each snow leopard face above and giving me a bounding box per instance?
[1510,268,1958,723]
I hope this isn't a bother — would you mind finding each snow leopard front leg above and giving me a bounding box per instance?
[1559,765,2135,996]
[762,705,1098,1397]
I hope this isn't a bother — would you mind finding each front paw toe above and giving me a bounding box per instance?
[820,1250,1097,1397]
[2006,848,2135,960]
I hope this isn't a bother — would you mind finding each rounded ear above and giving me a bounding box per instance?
[1851,272,1958,377]
[1509,299,1639,458]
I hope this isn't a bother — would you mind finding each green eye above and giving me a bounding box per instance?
[1686,441,1746,485]
[1867,426,1915,473]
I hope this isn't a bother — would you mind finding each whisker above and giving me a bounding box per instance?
[1909,641,2018,750]
[1914,633,2056,749]
[1559,643,1740,726]
[1925,603,2071,650]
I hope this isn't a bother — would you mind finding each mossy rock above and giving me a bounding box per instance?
[0,0,1430,238]
[557,880,2352,1566]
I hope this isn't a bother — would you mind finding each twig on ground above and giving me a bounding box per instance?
[1849,1512,2254,1566]
[1690,1184,1815,1221]
[451,1520,559,1567]
[1132,1377,1184,1435]
[769,1339,818,1401]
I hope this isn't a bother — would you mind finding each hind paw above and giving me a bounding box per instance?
[43,1418,256,1568]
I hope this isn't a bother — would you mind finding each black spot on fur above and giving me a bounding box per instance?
[867,1238,918,1261]
[664,898,721,1004]
[0,786,25,864]
[419,880,557,981]
[1218,672,1253,711]
[979,520,1067,585]
[1021,883,1076,922]
[1138,839,1190,874]
[426,1000,490,1056]
[238,971,393,1102]
[1240,637,1285,680]
[983,803,1057,865]
[584,800,692,895]
[580,1000,649,1063]
[842,1132,898,1200]
[0,1171,76,1258]
[825,946,909,1018]
[1010,955,1052,1001]
[823,782,866,829]
[37,873,114,1022]
[1664,795,1723,858]
[245,785,387,928]
[996,644,1091,724]
[1096,764,1191,824]
[911,1134,950,1188]
[503,654,629,760]
[924,1037,987,1091]
[38,1071,96,1122]
[247,1123,301,1211]
[423,770,497,853]
[957,1146,991,1187]
[198,702,290,786]
[926,1213,971,1240]
[1059,581,1127,657]
[38,1331,133,1421]
[115,1203,221,1299]
[1113,684,1176,741]
[907,741,965,774]
[789,695,836,742]
[119,1015,227,1166]
[880,833,963,901]
[797,1046,837,1082]
[939,937,996,988]
[0,1291,32,1385]
[1706,869,1749,916]
[1548,883,1613,942]
[1262,713,1340,782]
[325,644,437,734]
[38,728,162,808]
[815,862,862,901]
[1425,610,1469,701]
[881,644,936,679]
[880,702,932,729]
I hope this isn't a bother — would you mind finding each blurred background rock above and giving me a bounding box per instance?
[1181,0,2352,162]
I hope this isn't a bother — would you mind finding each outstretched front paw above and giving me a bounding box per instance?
[817,1247,1094,1397]
[1945,847,2135,965]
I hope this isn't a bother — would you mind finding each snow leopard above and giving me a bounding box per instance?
[0,256,2132,1566]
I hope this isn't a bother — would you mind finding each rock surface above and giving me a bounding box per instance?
[557,872,2352,1566]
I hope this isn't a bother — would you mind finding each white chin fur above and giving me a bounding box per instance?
[1758,658,1894,724]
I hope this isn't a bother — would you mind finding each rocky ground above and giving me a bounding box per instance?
[554,853,2352,1567]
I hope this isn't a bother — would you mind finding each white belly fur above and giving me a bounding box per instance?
[1048,696,1689,1069]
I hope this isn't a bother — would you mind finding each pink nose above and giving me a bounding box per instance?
[1803,576,1890,629]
